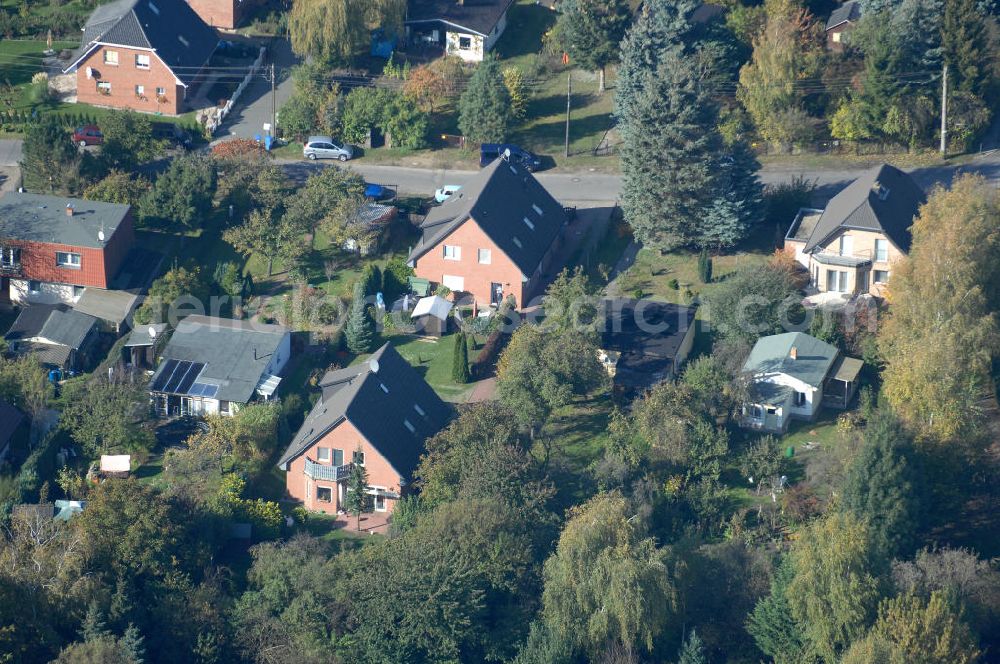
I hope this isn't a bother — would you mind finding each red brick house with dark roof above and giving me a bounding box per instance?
[407,158,568,308]
[63,0,219,115]
[0,193,135,306]
[278,343,452,521]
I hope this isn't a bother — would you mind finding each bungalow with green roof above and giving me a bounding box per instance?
[739,332,862,434]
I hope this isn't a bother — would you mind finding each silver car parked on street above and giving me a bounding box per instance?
[303,136,354,161]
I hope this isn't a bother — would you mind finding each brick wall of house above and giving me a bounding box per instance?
[284,419,406,516]
[76,46,187,115]
[412,218,528,307]
[185,0,266,29]
[8,210,134,289]
[810,227,904,298]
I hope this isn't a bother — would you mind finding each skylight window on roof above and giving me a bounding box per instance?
[403,419,416,433]
[178,35,189,48]
[414,403,425,417]
[380,383,389,394]
[148,1,159,14]
[523,217,535,231]
[873,183,890,200]
[509,165,518,174]
[512,236,522,248]
[532,204,544,216]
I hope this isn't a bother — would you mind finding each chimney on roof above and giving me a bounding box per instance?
[65,203,74,218]
[790,346,798,360]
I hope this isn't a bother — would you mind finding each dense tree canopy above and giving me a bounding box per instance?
[879,176,1000,441]
[458,55,514,144]
[552,0,632,92]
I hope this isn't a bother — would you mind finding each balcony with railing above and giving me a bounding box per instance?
[811,248,873,268]
[304,458,354,482]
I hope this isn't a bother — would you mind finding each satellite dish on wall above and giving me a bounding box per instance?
[369,358,379,374]
[148,326,157,339]
[97,229,105,242]
[85,67,93,80]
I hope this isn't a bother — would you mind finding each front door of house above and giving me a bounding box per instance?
[490,282,503,306]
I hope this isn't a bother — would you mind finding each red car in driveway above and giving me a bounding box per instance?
[72,125,103,147]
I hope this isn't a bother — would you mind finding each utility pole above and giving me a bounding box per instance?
[564,72,571,158]
[940,63,948,155]
[270,61,277,140]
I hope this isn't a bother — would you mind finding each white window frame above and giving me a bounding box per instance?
[442,274,465,292]
[317,447,330,462]
[96,81,111,94]
[56,252,81,268]
[443,245,461,261]
[873,269,890,284]
[316,486,333,503]
[478,248,491,264]
[458,36,472,50]
[369,486,388,512]
[155,86,166,96]
[103,49,118,66]
[135,53,150,69]
[135,84,145,97]
[28,280,40,293]
[874,239,888,263]
[353,450,365,466]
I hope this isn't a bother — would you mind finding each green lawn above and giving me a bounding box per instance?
[353,332,483,402]
[537,392,615,509]
[614,246,772,312]
[495,0,619,168]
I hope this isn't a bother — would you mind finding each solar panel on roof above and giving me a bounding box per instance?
[149,358,178,392]
[175,362,203,395]
[160,360,205,394]
[188,382,218,399]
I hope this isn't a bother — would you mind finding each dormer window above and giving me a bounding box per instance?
[512,236,522,248]
[532,204,543,216]
[403,419,416,433]
[413,403,425,416]
[379,382,389,394]
[523,217,535,231]
[148,1,160,14]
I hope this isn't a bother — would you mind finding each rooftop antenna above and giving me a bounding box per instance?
[148,325,157,339]
[369,358,380,374]
[502,147,511,162]
[98,224,106,243]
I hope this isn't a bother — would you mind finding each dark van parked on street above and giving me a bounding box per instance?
[480,144,543,171]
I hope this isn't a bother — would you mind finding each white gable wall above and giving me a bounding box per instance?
[753,372,824,419]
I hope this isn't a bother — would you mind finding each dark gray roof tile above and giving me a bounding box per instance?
[0,192,130,249]
[278,343,452,481]
[408,159,566,277]
[803,164,924,254]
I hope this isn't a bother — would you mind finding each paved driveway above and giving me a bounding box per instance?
[220,38,298,140]
[0,139,23,166]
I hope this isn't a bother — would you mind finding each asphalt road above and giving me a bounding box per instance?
[280,152,1000,204]
[2,136,999,205]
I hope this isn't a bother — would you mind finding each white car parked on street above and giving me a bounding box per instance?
[434,185,461,203]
